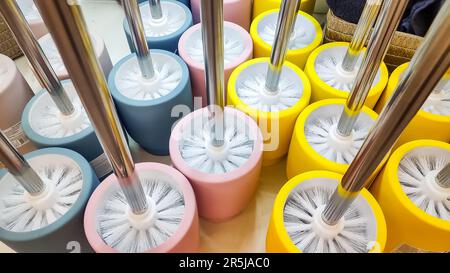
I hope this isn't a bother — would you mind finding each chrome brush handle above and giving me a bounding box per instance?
[0,131,44,196]
[34,0,148,215]
[201,0,226,147]
[341,0,383,72]
[148,0,162,20]
[336,0,403,137]
[265,0,301,93]
[436,163,450,189]
[0,0,74,116]
[123,0,155,80]
[322,0,450,226]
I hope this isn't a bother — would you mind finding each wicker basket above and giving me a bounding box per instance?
[0,16,23,59]
[325,10,423,72]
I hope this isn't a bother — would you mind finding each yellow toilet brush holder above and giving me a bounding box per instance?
[253,0,316,19]
[375,63,450,145]
[370,140,450,252]
[266,171,387,253]
[250,9,322,69]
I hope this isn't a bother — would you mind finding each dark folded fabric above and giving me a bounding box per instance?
[326,0,444,36]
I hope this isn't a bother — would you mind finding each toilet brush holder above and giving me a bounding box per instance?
[375,63,450,145]
[178,22,253,106]
[38,32,112,80]
[35,0,200,253]
[124,0,193,53]
[305,42,389,108]
[108,50,193,155]
[169,107,263,221]
[0,147,99,253]
[139,0,190,8]
[266,171,387,253]
[190,0,252,31]
[370,140,450,252]
[21,81,110,179]
[253,0,316,19]
[250,9,322,69]
[0,54,35,158]
[84,162,199,253]
[228,58,311,166]
[286,99,387,180]
[16,0,47,38]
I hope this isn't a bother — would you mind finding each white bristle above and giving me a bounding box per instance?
[114,53,182,100]
[258,12,317,50]
[186,27,245,65]
[314,46,381,92]
[97,177,185,253]
[283,179,377,253]
[140,1,186,37]
[29,82,91,138]
[16,0,41,21]
[0,163,83,232]
[304,104,374,164]
[235,62,303,112]
[398,147,450,220]
[421,82,450,115]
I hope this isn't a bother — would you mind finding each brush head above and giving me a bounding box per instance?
[94,169,186,253]
[184,23,246,66]
[139,1,187,38]
[257,11,317,50]
[39,33,104,79]
[304,103,375,164]
[234,61,303,112]
[27,81,90,139]
[398,146,450,221]
[0,153,83,232]
[422,81,450,116]
[283,178,378,253]
[113,52,182,101]
[178,110,255,174]
[314,45,382,92]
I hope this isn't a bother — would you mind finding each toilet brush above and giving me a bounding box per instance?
[0,54,35,166]
[286,0,403,180]
[190,0,252,31]
[170,0,263,222]
[0,0,112,180]
[305,0,388,108]
[0,131,99,253]
[35,0,199,252]
[228,0,311,166]
[139,0,190,8]
[250,5,322,69]
[375,63,450,145]
[109,0,193,155]
[269,0,449,252]
[369,2,450,251]
[178,21,253,107]
[15,0,47,38]
[124,0,193,53]
[253,0,316,19]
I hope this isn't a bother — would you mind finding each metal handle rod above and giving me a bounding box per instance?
[436,163,450,188]
[264,0,301,93]
[201,0,225,147]
[123,0,155,80]
[0,0,74,116]
[148,0,162,20]
[322,0,450,226]
[0,132,44,196]
[35,0,148,215]
[341,0,382,72]
[336,0,405,137]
